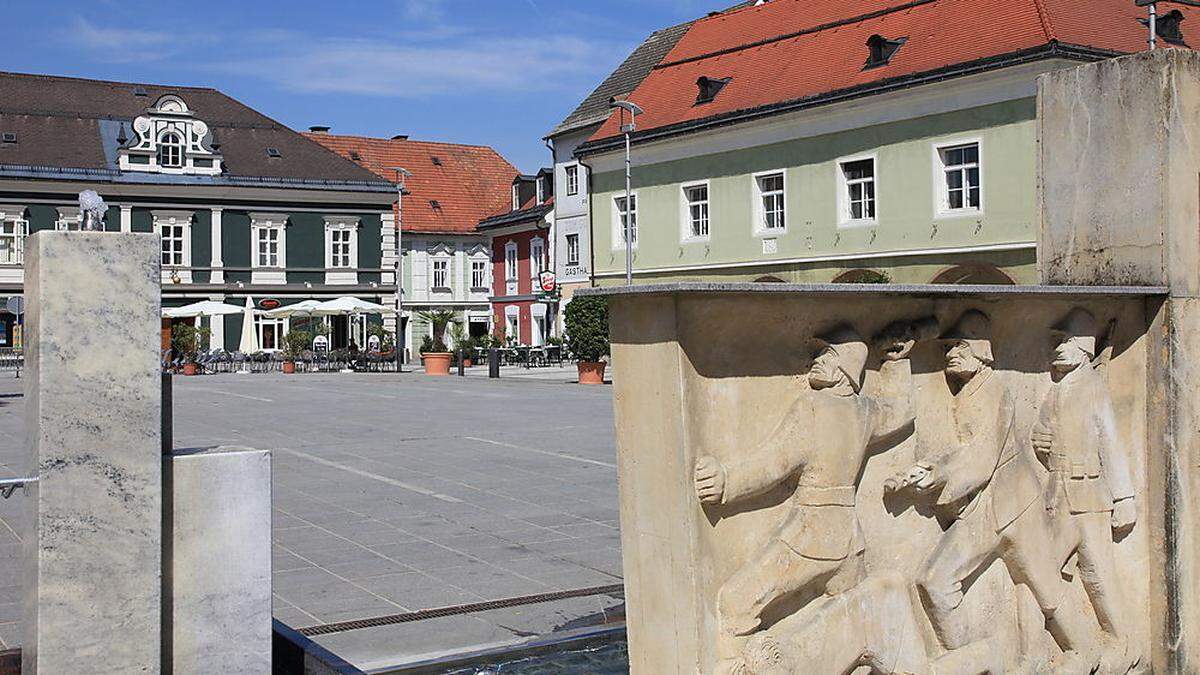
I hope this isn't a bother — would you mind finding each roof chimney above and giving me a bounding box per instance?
[308,125,331,134]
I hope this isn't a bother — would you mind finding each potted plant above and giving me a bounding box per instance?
[564,295,609,385]
[171,323,212,376]
[417,309,456,376]
[281,329,311,374]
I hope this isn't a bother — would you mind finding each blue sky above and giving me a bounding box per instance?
[5,0,730,173]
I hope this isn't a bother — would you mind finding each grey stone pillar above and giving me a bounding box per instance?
[1039,49,1200,672]
[22,231,163,673]
[165,446,272,674]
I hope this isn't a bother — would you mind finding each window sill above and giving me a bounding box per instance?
[680,236,710,245]
[934,208,984,220]
[431,287,452,293]
[837,219,878,230]
[753,228,786,238]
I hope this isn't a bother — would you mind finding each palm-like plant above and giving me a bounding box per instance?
[416,309,457,353]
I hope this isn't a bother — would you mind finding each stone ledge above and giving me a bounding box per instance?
[578,281,1169,298]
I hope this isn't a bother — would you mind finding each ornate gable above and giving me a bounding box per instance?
[118,95,223,176]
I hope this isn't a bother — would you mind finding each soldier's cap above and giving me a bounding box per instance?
[938,310,994,364]
[1051,307,1099,356]
[809,324,868,392]
[1051,307,1098,338]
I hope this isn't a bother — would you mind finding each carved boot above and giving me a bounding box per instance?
[929,640,1006,675]
[1097,638,1141,675]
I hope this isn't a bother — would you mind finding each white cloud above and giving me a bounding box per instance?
[68,16,171,50]
[217,33,618,99]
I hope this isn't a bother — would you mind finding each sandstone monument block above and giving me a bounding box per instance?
[598,48,1200,675]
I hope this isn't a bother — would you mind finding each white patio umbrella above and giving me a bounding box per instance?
[261,299,325,319]
[238,296,260,354]
[311,297,391,315]
[162,300,247,319]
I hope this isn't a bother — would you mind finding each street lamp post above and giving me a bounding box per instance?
[391,167,413,373]
[609,98,643,286]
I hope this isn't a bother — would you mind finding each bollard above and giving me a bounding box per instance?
[458,348,465,377]
[489,347,500,378]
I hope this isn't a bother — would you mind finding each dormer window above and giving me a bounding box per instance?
[157,131,184,168]
[119,94,223,176]
[865,35,906,68]
[1142,10,1186,45]
[695,76,731,105]
[536,177,545,204]
[513,183,521,211]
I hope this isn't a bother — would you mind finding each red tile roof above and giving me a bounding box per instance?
[585,0,1198,147]
[304,133,519,234]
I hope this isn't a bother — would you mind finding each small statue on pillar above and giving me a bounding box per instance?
[78,190,107,231]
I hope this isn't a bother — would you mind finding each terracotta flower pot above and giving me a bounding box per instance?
[282,361,296,374]
[423,352,452,376]
[577,361,606,385]
[463,359,473,368]
[182,362,198,376]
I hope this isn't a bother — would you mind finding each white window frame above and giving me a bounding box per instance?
[55,206,83,231]
[431,257,450,291]
[612,193,638,250]
[512,184,521,211]
[504,241,518,295]
[565,233,580,266]
[153,211,193,283]
[324,216,359,285]
[255,315,288,353]
[565,164,580,196]
[470,258,488,290]
[536,177,546,204]
[752,170,787,236]
[933,139,983,218]
[250,213,287,284]
[680,180,711,243]
[530,237,545,279]
[157,130,185,169]
[0,206,28,266]
[836,153,878,228]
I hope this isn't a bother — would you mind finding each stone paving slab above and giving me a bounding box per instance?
[0,370,621,669]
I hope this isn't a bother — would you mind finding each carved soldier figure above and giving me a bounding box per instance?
[695,321,928,674]
[1033,308,1139,671]
[893,310,1099,672]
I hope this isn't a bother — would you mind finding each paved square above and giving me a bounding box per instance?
[0,369,622,671]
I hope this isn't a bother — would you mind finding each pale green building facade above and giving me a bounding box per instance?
[580,63,1080,286]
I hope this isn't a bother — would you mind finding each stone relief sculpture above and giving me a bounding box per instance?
[1031,308,1140,672]
[694,319,935,675]
[692,308,1143,675]
[892,310,1101,673]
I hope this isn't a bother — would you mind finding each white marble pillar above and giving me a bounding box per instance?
[210,207,224,284]
[165,446,271,674]
[23,231,162,673]
[119,204,132,233]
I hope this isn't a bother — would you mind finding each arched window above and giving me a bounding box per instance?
[930,264,1015,285]
[158,131,184,168]
[832,268,891,284]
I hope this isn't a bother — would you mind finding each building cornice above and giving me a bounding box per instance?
[576,43,1118,158]
[591,241,1037,278]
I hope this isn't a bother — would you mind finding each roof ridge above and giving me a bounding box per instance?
[1031,0,1058,42]
[656,0,937,70]
[305,132,503,152]
[0,69,220,93]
